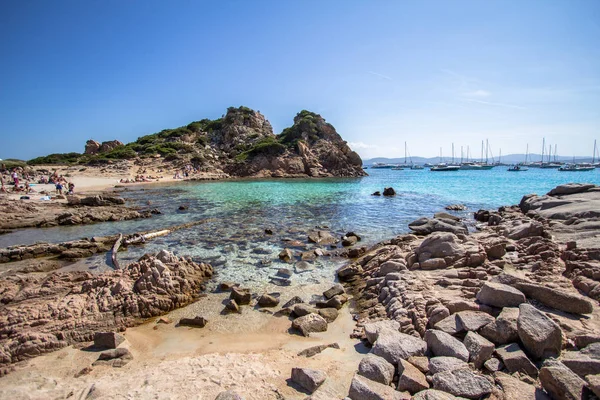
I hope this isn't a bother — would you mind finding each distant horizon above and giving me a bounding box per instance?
[1,1,599,161]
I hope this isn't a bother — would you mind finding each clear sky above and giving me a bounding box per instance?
[1,0,599,161]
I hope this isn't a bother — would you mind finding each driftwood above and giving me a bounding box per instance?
[111,233,123,269]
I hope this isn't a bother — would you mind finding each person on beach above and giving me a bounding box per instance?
[0,175,6,193]
[68,182,75,194]
[11,169,19,187]
[55,181,63,195]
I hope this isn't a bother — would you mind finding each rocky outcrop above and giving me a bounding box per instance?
[0,250,213,373]
[84,139,124,154]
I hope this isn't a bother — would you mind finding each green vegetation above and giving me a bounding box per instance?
[278,110,322,147]
[28,152,82,165]
[235,136,286,161]
[1,159,27,169]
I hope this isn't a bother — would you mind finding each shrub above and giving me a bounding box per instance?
[28,152,81,165]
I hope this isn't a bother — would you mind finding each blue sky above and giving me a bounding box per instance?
[1,0,599,160]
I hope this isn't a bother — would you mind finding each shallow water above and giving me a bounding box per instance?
[2,167,599,289]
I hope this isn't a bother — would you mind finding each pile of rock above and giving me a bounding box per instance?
[0,250,213,374]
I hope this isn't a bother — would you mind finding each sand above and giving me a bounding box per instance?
[0,290,364,399]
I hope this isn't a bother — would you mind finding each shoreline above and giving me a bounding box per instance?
[0,182,599,398]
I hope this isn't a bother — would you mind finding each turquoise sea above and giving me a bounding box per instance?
[2,167,599,288]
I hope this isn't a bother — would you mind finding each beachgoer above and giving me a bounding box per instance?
[55,182,63,195]
[68,183,74,195]
[0,175,6,193]
[11,170,19,187]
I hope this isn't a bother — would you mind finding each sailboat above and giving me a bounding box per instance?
[431,146,460,171]
[540,142,562,168]
[593,139,599,168]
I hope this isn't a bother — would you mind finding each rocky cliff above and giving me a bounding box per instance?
[77,107,365,178]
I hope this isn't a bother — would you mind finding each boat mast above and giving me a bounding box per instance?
[594,139,597,164]
[525,144,529,164]
[404,141,407,165]
[485,139,489,165]
[541,138,545,163]
[439,147,442,163]
[499,148,502,164]
[452,143,455,164]
[467,145,470,162]
[461,146,464,164]
[481,141,484,163]
[554,144,557,162]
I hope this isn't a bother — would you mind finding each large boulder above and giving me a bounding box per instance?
[479,307,519,345]
[93,332,125,349]
[432,369,493,399]
[414,233,465,264]
[364,320,401,345]
[539,359,589,400]
[428,356,468,375]
[397,358,429,393]
[424,329,469,362]
[358,354,395,385]
[84,139,101,154]
[412,390,460,400]
[290,367,326,394]
[495,343,539,377]
[476,282,525,308]
[348,374,409,400]
[292,313,328,337]
[561,345,600,378]
[463,331,494,368]
[456,311,495,332]
[408,217,468,236]
[372,329,427,364]
[494,371,550,400]
[517,304,563,359]
[515,282,593,315]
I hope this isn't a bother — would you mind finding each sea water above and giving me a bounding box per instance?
[2,168,599,288]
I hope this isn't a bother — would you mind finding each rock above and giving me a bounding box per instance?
[517,303,562,360]
[218,281,238,291]
[298,343,339,357]
[156,317,171,324]
[215,391,244,400]
[292,313,328,336]
[408,356,430,374]
[464,331,495,368]
[446,204,467,211]
[420,258,447,270]
[433,315,463,335]
[383,187,396,196]
[424,329,469,362]
[364,320,401,345]
[230,287,252,305]
[432,369,493,399]
[282,296,304,309]
[539,359,588,400]
[293,304,318,317]
[93,347,133,368]
[484,358,503,372]
[342,236,358,247]
[307,230,338,245]
[408,218,467,236]
[494,371,550,400]
[276,268,292,278]
[372,191,381,196]
[358,354,395,385]
[495,343,539,377]
[547,183,596,196]
[371,329,427,364]
[323,284,345,299]
[225,299,240,312]
[479,307,519,345]
[179,316,207,328]
[279,248,294,262]
[561,349,600,378]
[85,139,101,154]
[79,195,125,206]
[317,308,339,323]
[456,311,495,332]
[93,332,125,349]
[376,260,407,276]
[337,263,363,280]
[316,294,347,310]
[587,374,600,398]
[295,261,315,273]
[291,367,326,394]
[476,282,526,308]
[258,294,279,307]
[397,358,429,393]
[348,374,409,400]
[412,389,459,400]
[507,221,545,240]
[514,282,593,315]
[428,356,468,375]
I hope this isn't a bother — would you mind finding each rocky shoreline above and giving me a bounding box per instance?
[1,183,599,399]
[335,183,600,399]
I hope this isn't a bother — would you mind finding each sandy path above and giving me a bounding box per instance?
[0,289,363,399]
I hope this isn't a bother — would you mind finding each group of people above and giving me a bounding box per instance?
[0,166,75,196]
